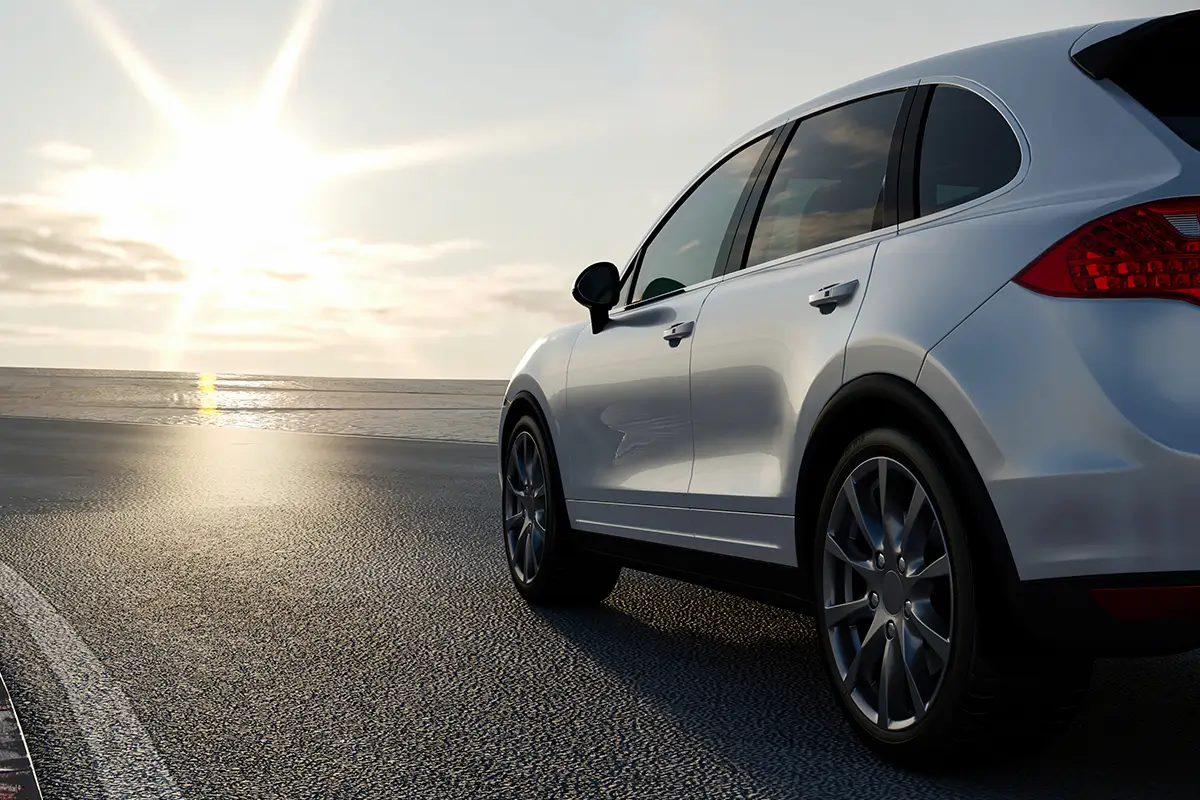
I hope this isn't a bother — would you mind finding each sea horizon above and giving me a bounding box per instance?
[0,366,506,443]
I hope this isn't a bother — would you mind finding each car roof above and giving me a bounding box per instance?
[735,18,1149,147]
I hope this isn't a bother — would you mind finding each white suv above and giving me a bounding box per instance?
[497,12,1200,769]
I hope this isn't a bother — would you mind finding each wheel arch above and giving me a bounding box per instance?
[501,389,555,457]
[794,373,1021,644]
[500,388,572,495]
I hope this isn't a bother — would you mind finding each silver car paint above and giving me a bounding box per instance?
[502,16,1200,582]
[920,283,1200,581]
[686,234,884,563]
[560,282,716,506]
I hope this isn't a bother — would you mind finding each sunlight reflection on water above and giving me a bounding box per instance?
[0,368,506,443]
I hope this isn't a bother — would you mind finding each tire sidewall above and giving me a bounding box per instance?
[812,427,978,750]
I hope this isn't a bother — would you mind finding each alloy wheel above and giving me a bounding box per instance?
[822,456,955,732]
[503,430,548,583]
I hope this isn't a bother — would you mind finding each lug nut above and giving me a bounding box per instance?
[897,557,906,573]
[875,553,886,569]
[904,600,913,618]
[868,592,879,609]
[886,620,896,640]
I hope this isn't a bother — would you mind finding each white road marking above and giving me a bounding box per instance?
[0,561,182,800]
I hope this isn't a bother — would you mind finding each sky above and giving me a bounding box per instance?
[0,0,1191,379]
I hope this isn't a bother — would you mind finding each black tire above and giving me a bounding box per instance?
[502,414,621,606]
[812,428,1091,770]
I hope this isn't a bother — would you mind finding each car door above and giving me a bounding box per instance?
[560,132,776,548]
[686,88,913,566]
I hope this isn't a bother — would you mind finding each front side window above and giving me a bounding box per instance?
[745,90,905,268]
[916,85,1021,217]
[630,135,770,304]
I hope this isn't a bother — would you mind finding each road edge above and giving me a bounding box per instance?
[0,671,41,798]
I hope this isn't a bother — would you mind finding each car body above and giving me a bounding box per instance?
[498,11,1200,768]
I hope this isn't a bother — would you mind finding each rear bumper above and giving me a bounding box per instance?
[1009,573,1200,657]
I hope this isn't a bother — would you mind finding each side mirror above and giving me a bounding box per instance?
[572,261,621,334]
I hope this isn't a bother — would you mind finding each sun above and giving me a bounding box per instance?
[63,0,417,371]
[149,117,319,268]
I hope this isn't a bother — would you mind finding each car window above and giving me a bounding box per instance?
[630,135,770,304]
[916,85,1021,217]
[745,90,905,269]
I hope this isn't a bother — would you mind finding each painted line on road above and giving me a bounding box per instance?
[0,562,181,800]
[0,670,41,798]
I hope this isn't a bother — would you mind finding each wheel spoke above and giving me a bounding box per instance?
[825,535,876,584]
[825,596,873,627]
[529,521,545,573]
[902,632,927,722]
[522,526,535,577]
[524,436,537,482]
[897,482,927,561]
[514,444,529,485]
[842,613,887,692]
[876,459,896,556]
[530,481,546,499]
[909,606,950,662]
[912,553,949,584]
[504,511,524,533]
[877,634,900,729]
[843,475,882,552]
[505,474,525,499]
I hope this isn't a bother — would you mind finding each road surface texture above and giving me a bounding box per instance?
[0,416,1195,800]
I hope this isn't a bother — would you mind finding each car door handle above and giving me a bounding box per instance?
[662,320,695,345]
[808,279,860,313]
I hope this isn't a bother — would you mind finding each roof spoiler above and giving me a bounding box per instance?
[1071,10,1200,79]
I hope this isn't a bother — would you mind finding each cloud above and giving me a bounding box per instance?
[344,262,583,329]
[313,237,482,266]
[0,198,186,295]
[34,142,94,165]
[0,321,155,351]
[0,140,588,377]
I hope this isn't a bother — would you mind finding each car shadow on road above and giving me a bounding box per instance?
[534,574,1200,800]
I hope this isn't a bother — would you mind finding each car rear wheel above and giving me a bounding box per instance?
[813,428,1091,770]
[502,414,621,605]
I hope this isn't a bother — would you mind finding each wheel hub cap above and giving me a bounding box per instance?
[881,571,905,615]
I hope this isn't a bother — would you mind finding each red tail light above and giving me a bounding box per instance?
[1015,197,1200,304]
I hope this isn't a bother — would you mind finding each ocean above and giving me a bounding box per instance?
[0,367,507,443]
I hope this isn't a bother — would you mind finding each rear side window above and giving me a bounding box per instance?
[915,86,1021,218]
[745,90,906,268]
[1107,50,1200,151]
[1074,13,1200,151]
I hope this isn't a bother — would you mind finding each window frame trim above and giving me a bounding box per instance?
[896,77,1031,231]
[619,129,782,311]
[721,86,916,277]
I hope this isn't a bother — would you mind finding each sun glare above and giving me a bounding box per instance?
[64,0,443,371]
[151,118,318,266]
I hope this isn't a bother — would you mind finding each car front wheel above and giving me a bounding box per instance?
[502,414,621,606]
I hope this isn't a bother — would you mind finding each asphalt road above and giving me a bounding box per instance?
[0,416,1196,800]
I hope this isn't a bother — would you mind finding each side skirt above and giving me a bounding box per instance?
[572,529,815,614]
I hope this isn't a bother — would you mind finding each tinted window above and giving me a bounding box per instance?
[746,90,905,268]
[1106,43,1200,151]
[631,135,770,304]
[917,86,1020,217]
